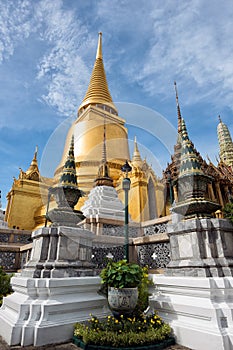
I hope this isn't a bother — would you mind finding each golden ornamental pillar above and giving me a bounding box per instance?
[215,182,224,207]
[208,183,216,201]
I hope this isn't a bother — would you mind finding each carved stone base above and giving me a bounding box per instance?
[47,208,84,227]
[0,276,108,346]
[166,218,233,277]
[172,199,220,219]
[151,275,233,350]
[21,226,95,278]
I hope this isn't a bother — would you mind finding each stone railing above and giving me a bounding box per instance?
[3,216,172,273]
[141,215,170,236]
[0,228,32,272]
[134,215,171,270]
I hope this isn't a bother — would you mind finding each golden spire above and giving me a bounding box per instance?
[131,136,143,168]
[132,137,142,162]
[95,116,113,187]
[20,146,40,181]
[102,116,107,166]
[96,31,103,59]
[26,146,39,175]
[78,32,118,115]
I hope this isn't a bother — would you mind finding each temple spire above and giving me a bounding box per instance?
[132,136,143,165]
[180,118,189,141]
[35,145,38,159]
[96,32,103,59]
[217,116,233,166]
[174,81,182,134]
[95,117,113,187]
[102,116,107,168]
[59,135,78,187]
[78,33,117,115]
[25,146,39,177]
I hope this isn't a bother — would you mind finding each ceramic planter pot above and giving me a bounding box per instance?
[108,287,138,316]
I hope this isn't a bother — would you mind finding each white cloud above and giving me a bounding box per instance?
[0,0,95,120]
[1,0,233,123]
[0,0,39,62]
[35,0,94,117]
[95,0,233,111]
[130,0,233,109]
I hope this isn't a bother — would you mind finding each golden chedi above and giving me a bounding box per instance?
[5,33,167,230]
[54,33,130,195]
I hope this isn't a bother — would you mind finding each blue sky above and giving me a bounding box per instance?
[1,0,233,209]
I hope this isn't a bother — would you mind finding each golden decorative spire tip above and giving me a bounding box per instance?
[35,145,38,159]
[78,32,117,115]
[96,32,103,59]
[134,136,139,152]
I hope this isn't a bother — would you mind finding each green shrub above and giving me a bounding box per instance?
[223,201,233,224]
[0,266,13,306]
[74,313,171,347]
[100,259,143,289]
[134,266,154,317]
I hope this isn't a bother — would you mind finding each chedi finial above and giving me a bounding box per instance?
[174,81,182,133]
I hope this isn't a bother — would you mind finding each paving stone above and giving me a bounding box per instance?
[0,336,192,350]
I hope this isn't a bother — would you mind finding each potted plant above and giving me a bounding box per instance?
[100,259,143,316]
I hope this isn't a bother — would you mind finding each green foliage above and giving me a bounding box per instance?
[134,266,154,317]
[74,313,171,347]
[0,266,13,306]
[100,259,143,289]
[223,201,233,224]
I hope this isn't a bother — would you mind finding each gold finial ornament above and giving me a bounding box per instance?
[78,33,117,115]
[26,146,39,177]
[95,116,114,187]
[132,136,143,166]
[96,32,103,59]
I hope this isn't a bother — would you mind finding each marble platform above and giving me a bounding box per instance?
[151,275,233,350]
[0,276,108,346]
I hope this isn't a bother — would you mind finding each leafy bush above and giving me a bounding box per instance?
[74,313,171,347]
[0,266,13,306]
[134,266,154,317]
[100,259,143,289]
[223,201,233,224]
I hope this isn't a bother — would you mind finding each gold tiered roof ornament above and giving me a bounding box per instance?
[78,32,118,116]
[131,137,143,167]
[18,146,40,181]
